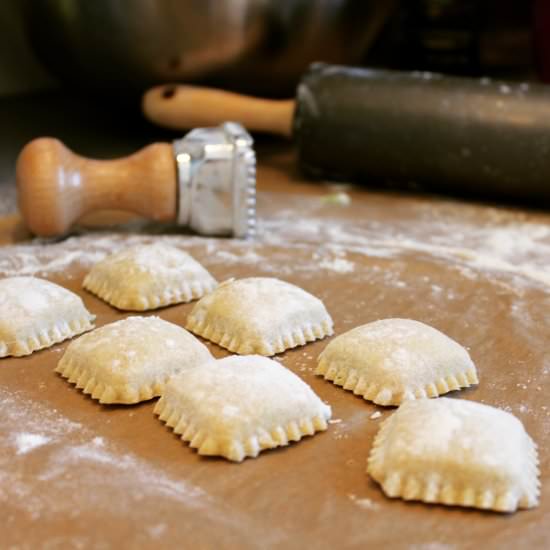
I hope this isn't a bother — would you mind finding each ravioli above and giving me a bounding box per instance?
[83,243,217,311]
[367,398,540,512]
[155,355,332,461]
[55,316,212,404]
[186,277,333,355]
[316,319,478,405]
[0,276,95,357]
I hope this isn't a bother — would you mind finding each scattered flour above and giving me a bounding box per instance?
[146,523,168,539]
[258,196,550,291]
[348,493,380,511]
[0,388,289,548]
[0,388,206,524]
[319,257,355,273]
[0,194,548,294]
[15,433,51,455]
[409,544,457,550]
[0,190,549,545]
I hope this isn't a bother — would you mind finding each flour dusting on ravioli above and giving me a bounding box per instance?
[56,316,212,404]
[316,318,477,405]
[155,355,332,461]
[83,243,217,311]
[186,277,333,355]
[367,398,540,513]
[0,276,95,357]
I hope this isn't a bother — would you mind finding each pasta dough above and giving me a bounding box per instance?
[367,398,540,513]
[0,276,95,357]
[186,277,333,355]
[83,243,217,311]
[316,318,478,405]
[155,355,332,462]
[55,316,212,404]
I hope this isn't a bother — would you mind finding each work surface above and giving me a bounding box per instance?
[1,143,550,549]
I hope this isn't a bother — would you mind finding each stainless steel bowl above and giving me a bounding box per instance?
[24,0,387,96]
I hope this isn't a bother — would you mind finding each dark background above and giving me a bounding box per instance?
[0,0,545,198]
[0,0,540,98]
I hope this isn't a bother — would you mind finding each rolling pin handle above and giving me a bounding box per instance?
[142,84,295,138]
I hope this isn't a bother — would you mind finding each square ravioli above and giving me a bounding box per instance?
[83,243,217,311]
[0,276,95,357]
[186,277,333,355]
[316,318,478,405]
[367,398,540,513]
[154,355,332,462]
[55,316,212,404]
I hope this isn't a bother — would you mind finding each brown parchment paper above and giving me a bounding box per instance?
[1,150,549,549]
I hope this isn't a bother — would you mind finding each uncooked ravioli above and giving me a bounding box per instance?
[316,318,478,405]
[367,398,540,512]
[185,277,333,355]
[0,276,95,357]
[155,355,332,462]
[55,316,212,404]
[83,243,217,311]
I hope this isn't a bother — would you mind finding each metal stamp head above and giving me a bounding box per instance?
[173,122,256,238]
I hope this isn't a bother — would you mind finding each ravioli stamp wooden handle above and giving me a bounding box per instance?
[16,123,255,239]
[16,137,177,237]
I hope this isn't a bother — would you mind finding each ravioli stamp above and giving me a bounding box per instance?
[154,355,332,461]
[83,243,217,311]
[316,318,478,405]
[0,276,95,357]
[367,398,540,513]
[186,277,333,355]
[55,316,212,404]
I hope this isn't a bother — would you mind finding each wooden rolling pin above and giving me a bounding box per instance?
[143,63,550,203]
[16,123,256,238]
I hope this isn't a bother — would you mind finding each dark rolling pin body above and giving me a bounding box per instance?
[142,63,550,203]
[295,64,550,202]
